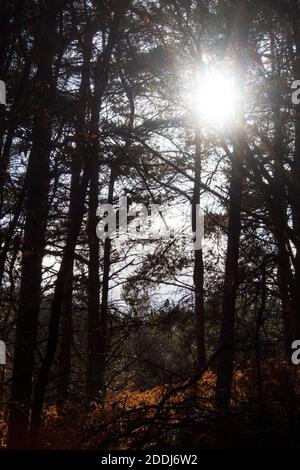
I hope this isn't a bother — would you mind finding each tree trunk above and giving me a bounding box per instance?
[56,268,74,401]
[86,156,101,398]
[215,143,243,408]
[192,130,205,371]
[97,168,116,393]
[215,1,249,409]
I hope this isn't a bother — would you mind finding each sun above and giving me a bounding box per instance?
[192,70,237,128]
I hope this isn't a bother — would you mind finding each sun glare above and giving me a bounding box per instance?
[192,71,236,128]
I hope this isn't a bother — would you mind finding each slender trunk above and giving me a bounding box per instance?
[98,168,115,393]
[86,157,101,398]
[276,233,295,355]
[255,257,267,409]
[56,268,74,401]
[215,1,249,410]
[192,130,205,371]
[215,144,243,408]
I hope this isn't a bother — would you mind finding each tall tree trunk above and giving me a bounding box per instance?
[97,167,116,393]
[7,2,58,449]
[192,130,205,371]
[86,156,101,398]
[215,142,244,408]
[275,231,295,355]
[56,268,74,401]
[215,0,249,409]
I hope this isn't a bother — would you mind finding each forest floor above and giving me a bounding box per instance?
[0,361,294,450]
